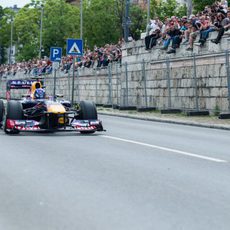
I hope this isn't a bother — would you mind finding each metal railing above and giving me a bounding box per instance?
[1,52,230,113]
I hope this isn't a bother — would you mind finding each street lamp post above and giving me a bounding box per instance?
[147,0,150,24]
[80,0,83,39]
[7,5,19,65]
[187,0,192,17]
[0,24,2,65]
[9,16,13,65]
[123,0,130,42]
[39,5,44,59]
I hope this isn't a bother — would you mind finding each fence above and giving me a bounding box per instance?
[1,51,230,113]
[106,52,230,113]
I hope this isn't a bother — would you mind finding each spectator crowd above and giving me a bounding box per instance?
[1,0,230,77]
[145,0,230,53]
[0,42,122,78]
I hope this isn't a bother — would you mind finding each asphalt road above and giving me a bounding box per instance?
[0,114,230,230]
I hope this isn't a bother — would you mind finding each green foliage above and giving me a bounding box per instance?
[0,0,193,62]
[42,0,80,56]
[13,0,80,61]
[14,6,41,60]
[83,0,121,48]
[0,7,17,63]
[129,4,146,40]
[214,104,220,116]
[155,0,187,20]
[0,6,4,63]
[176,4,187,18]
[156,0,178,19]
[192,0,216,13]
[0,6,4,18]
[150,0,160,18]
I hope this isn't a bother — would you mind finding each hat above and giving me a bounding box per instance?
[189,14,195,19]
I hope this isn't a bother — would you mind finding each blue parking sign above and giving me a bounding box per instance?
[50,47,62,62]
[67,39,83,56]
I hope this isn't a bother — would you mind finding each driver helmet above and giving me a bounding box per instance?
[34,82,45,99]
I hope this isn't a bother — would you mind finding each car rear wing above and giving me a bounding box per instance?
[6,79,44,100]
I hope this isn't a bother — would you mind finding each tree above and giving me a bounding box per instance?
[192,0,216,13]
[0,6,4,63]
[42,0,80,56]
[150,0,160,18]
[177,4,187,18]
[0,0,195,62]
[0,6,3,18]
[0,7,17,63]
[14,6,41,60]
[83,0,121,48]
[129,4,146,40]
[14,0,80,61]
[155,0,186,19]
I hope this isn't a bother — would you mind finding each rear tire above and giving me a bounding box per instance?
[4,101,23,134]
[0,100,4,126]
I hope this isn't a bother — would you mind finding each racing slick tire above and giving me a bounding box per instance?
[4,101,24,134]
[79,101,98,120]
[0,100,4,123]
[0,100,4,127]
[79,101,97,134]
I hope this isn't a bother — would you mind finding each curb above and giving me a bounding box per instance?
[98,112,230,131]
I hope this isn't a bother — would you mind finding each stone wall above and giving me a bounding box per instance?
[120,54,228,111]
[119,31,230,112]
[0,31,230,113]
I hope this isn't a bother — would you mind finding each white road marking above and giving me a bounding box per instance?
[102,135,227,163]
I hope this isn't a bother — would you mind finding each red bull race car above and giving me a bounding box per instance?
[0,80,104,134]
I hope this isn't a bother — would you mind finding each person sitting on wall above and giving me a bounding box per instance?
[164,24,183,54]
[145,20,161,50]
[185,14,202,51]
[194,15,213,47]
[211,11,230,44]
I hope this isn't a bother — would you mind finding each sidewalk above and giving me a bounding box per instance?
[97,107,230,131]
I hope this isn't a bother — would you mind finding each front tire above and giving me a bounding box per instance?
[79,101,98,120]
[4,101,23,134]
[79,101,97,134]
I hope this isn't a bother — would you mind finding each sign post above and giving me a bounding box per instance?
[66,39,83,106]
[50,47,62,101]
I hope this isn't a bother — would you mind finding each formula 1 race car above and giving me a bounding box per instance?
[0,81,104,134]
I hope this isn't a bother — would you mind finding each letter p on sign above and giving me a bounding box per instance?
[50,47,62,62]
